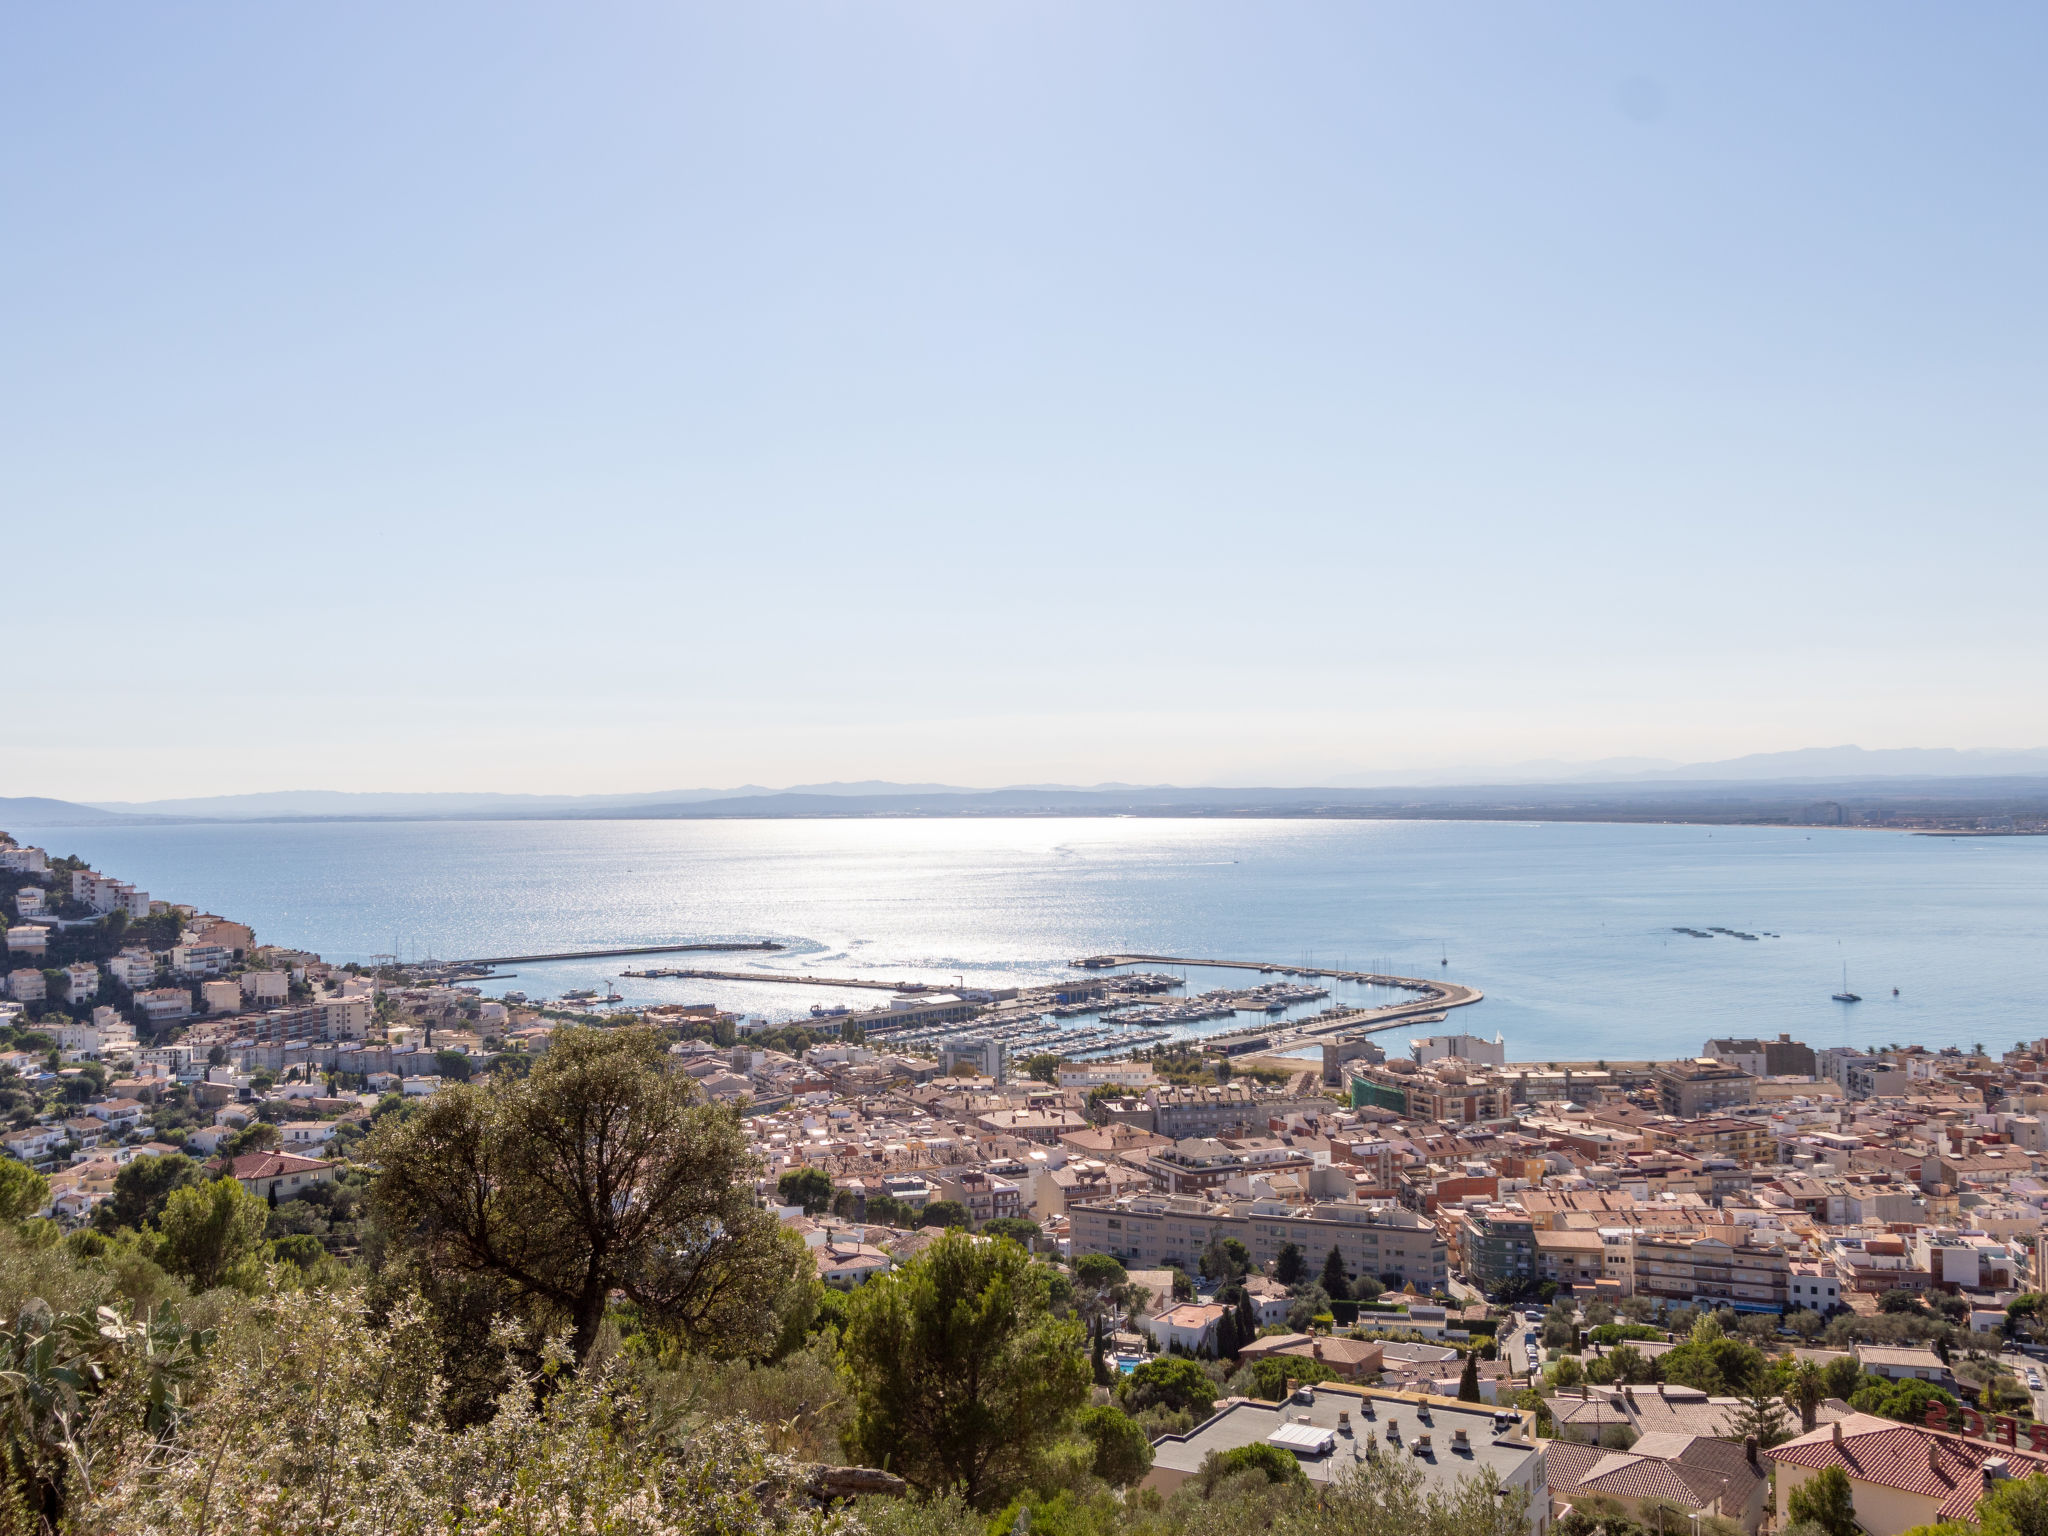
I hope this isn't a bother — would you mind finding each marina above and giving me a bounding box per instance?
[503,944,1487,1067]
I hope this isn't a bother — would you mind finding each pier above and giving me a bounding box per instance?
[448,940,784,967]
[620,967,913,992]
[1070,953,1482,1054]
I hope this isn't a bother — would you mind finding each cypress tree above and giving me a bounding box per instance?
[1237,1289,1258,1342]
[1458,1349,1482,1402]
[1321,1246,1349,1300]
[1216,1308,1240,1361]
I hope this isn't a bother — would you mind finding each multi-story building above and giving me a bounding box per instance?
[0,847,49,874]
[1668,1116,1772,1166]
[59,964,100,1006]
[135,987,193,1023]
[85,1098,145,1133]
[238,970,290,1005]
[1144,1083,1327,1139]
[106,949,157,990]
[168,944,233,977]
[2,1125,68,1168]
[13,887,44,918]
[69,871,150,919]
[1703,1034,1817,1078]
[1452,1203,1537,1292]
[185,917,254,956]
[1628,1228,1791,1312]
[1654,1059,1758,1117]
[138,1044,202,1081]
[933,1168,1022,1225]
[1070,1195,1446,1291]
[1349,1060,1510,1124]
[205,998,370,1044]
[1911,1230,2018,1292]
[200,979,242,1014]
[1409,1032,1507,1068]
[6,969,46,1004]
[1135,1136,1316,1197]
[1057,1063,1157,1090]
[1533,1228,1607,1289]
[973,1105,1087,1144]
[5,927,48,959]
[1788,1261,1841,1312]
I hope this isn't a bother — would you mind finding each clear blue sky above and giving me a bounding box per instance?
[6,5,2045,798]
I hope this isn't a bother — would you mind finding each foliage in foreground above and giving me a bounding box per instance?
[2,1280,844,1536]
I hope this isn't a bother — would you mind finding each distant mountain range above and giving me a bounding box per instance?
[1321,745,2048,787]
[2,746,2047,828]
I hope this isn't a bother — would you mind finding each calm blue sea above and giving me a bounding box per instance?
[21,817,2047,1061]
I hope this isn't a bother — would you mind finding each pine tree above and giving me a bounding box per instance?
[1729,1377,1791,1448]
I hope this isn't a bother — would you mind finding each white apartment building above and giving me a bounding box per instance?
[6,927,48,958]
[2,1125,67,1166]
[1410,1032,1508,1068]
[61,964,99,1005]
[6,970,46,1003]
[0,847,49,874]
[69,871,150,919]
[106,949,157,989]
[138,1044,202,1080]
[200,979,242,1014]
[57,1012,137,1062]
[168,944,232,977]
[13,887,45,917]
[135,987,192,1022]
[1789,1261,1841,1311]
[85,1099,145,1133]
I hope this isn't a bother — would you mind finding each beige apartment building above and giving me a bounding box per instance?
[1669,1116,1773,1167]
[1655,1059,1758,1117]
[1069,1194,1446,1290]
[1629,1228,1792,1311]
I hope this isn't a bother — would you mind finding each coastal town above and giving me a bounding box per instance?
[6,827,2048,1536]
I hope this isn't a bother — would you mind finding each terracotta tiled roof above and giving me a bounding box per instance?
[1546,1439,1750,1514]
[222,1150,334,1180]
[1768,1414,2048,1521]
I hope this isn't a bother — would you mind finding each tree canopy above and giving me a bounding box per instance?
[0,1158,48,1223]
[369,1024,806,1362]
[1128,1355,1217,1419]
[777,1167,835,1214]
[1788,1466,1860,1536]
[94,1152,202,1234]
[838,1228,1089,1508]
[154,1175,267,1293]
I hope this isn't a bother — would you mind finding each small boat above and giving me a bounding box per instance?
[1832,963,1861,1004]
